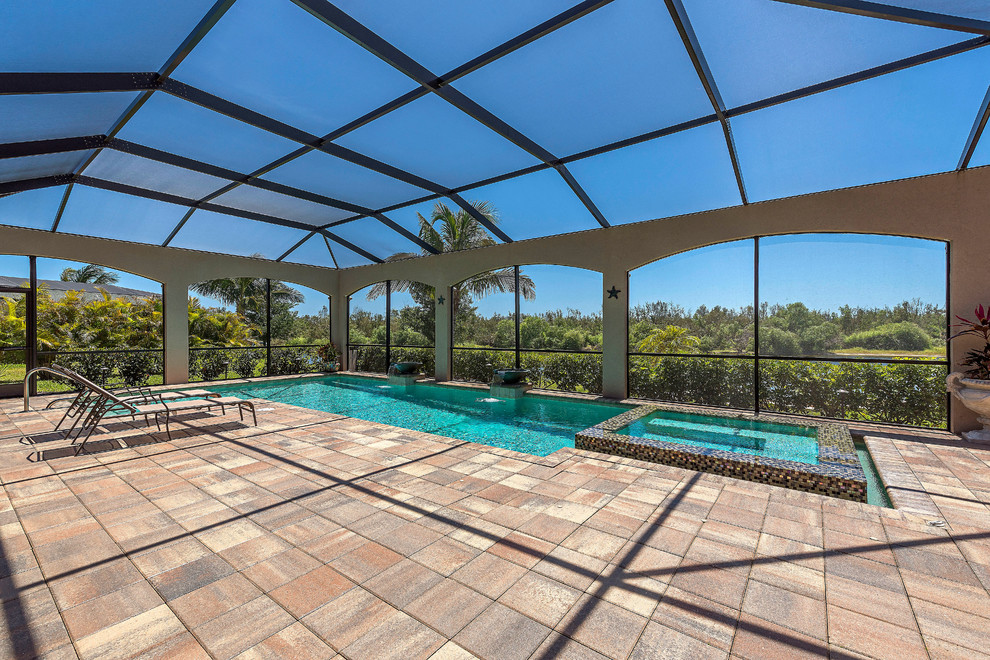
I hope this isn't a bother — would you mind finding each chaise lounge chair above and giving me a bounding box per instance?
[31,365,257,455]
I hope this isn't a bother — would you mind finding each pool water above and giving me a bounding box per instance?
[205,375,629,456]
[616,410,820,465]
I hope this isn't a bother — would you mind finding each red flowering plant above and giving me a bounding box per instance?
[951,304,990,380]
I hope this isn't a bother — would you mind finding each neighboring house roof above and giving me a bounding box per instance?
[0,276,160,298]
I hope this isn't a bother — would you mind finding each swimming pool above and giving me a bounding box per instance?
[204,375,630,456]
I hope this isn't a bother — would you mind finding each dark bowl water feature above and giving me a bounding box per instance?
[392,361,422,375]
[495,369,530,384]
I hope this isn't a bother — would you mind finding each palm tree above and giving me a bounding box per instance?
[190,255,304,316]
[59,264,119,285]
[368,201,535,306]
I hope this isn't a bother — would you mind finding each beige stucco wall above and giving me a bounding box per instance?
[3,166,988,432]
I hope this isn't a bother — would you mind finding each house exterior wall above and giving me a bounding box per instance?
[2,166,988,432]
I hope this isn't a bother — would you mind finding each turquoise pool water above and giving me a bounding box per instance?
[617,410,821,465]
[204,375,629,456]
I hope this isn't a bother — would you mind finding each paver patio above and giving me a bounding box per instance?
[1,383,989,659]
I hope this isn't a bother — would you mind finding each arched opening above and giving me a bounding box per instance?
[0,254,165,396]
[187,275,333,382]
[348,279,435,374]
[628,233,948,428]
[452,264,603,393]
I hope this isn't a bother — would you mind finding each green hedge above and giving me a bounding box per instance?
[452,348,603,394]
[630,355,946,428]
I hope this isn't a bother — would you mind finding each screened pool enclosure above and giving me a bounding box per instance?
[2,0,990,432]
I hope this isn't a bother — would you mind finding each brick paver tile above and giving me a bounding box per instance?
[61,579,163,641]
[411,537,481,576]
[497,572,581,628]
[149,554,236,601]
[330,540,403,583]
[741,579,825,640]
[452,552,527,600]
[589,566,666,617]
[364,558,443,608]
[269,565,354,618]
[454,602,551,660]
[826,605,927,660]
[910,597,990,655]
[555,593,649,659]
[487,531,554,569]
[303,586,397,650]
[193,596,295,659]
[169,573,261,628]
[630,621,729,660]
[406,578,493,637]
[825,573,917,630]
[343,610,445,660]
[74,604,188,659]
[730,613,827,660]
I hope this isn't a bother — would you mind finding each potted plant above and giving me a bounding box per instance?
[315,342,340,372]
[946,304,990,442]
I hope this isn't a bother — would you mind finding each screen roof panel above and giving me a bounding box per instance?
[211,184,353,226]
[733,45,990,201]
[874,1,990,21]
[566,122,742,225]
[459,169,601,240]
[282,233,334,268]
[260,150,429,211]
[329,218,423,259]
[0,93,140,143]
[454,0,713,156]
[169,209,309,259]
[330,0,581,75]
[683,0,971,109]
[57,185,186,244]
[115,93,299,174]
[0,186,68,231]
[84,150,230,200]
[333,94,541,189]
[170,0,416,136]
[0,152,91,183]
[0,0,214,72]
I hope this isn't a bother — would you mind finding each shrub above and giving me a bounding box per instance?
[196,351,228,382]
[270,347,308,376]
[118,351,158,387]
[845,322,932,351]
[760,327,801,356]
[231,349,262,378]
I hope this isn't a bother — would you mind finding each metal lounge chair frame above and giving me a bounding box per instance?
[24,365,256,455]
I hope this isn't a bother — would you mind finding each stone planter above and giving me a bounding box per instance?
[947,372,990,443]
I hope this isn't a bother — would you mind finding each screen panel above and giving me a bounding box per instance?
[331,0,581,74]
[0,152,91,183]
[0,93,140,143]
[171,0,415,135]
[116,93,299,173]
[169,209,309,259]
[732,46,990,201]
[0,186,68,231]
[334,94,540,189]
[455,0,712,156]
[0,0,214,72]
[566,122,741,224]
[57,186,186,245]
[458,169,600,240]
[683,0,971,108]
[83,149,230,200]
[211,185,352,226]
[261,150,428,211]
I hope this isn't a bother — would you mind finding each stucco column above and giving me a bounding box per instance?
[163,280,190,385]
[332,289,349,370]
[434,285,452,381]
[601,268,628,400]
